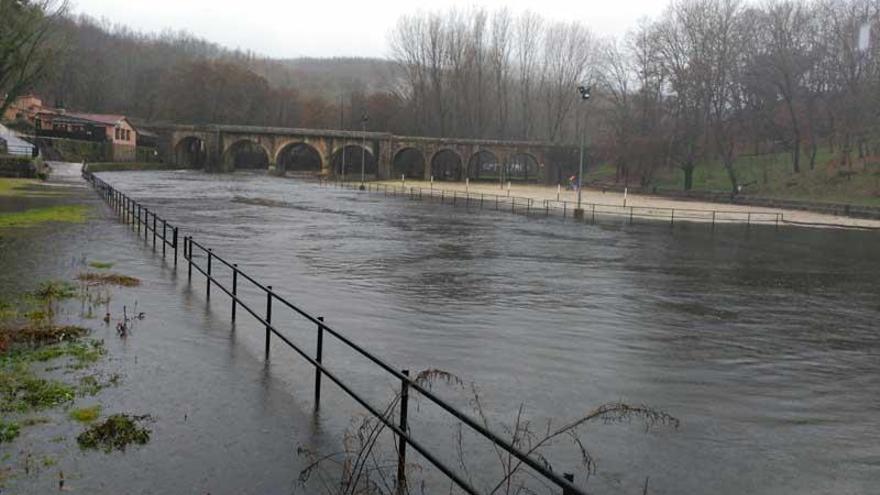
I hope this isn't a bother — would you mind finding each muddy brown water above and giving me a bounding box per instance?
[1,163,878,494]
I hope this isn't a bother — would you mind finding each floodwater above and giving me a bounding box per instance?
[3,165,879,494]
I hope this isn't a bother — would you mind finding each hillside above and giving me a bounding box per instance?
[586,150,880,207]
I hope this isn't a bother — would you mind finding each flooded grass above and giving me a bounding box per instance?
[0,205,89,229]
[76,272,140,288]
[69,405,102,423]
[0,364,76,412]
[0,179,37,197]
[0,325,89,351]
[76,414,151,453]
[88,261,115,270]
[0,422,20,444]
[78,373,120,397]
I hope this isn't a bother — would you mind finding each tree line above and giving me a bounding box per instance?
[391,1,880,191]
[4,0,880,191]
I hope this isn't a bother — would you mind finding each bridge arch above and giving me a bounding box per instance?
[331,145,376,178]
[174,136,208,168]
[508,152,541,182]
[430,149,464,181]
[467,150,500,180]
[275,142,323,174]
[392,148,427,179]
[222,139,271,170]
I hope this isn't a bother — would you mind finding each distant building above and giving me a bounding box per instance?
[35,111,138,161]
[2,94,141,161]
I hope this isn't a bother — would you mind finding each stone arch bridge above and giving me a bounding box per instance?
[149,124,578,184]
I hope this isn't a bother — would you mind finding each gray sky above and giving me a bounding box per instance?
[71,0,667,59]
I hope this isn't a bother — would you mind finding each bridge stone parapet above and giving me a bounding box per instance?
[147,123,577,184]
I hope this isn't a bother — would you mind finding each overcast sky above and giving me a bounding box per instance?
[71,0,667,59]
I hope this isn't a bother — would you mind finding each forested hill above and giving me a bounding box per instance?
[34,15,401,130]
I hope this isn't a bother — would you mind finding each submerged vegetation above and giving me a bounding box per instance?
[69,405,102,423]
[0,274,138,461]
[0,205,89,229]
[88,261,115,270]
[298,369,679,494]
[76,414,151,453]
[76,272,141,288]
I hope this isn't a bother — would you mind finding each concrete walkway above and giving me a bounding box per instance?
[374,180,880,230]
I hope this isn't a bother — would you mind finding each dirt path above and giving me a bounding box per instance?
[373,180,880,230]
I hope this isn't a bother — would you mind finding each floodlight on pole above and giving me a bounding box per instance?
[574,84,591,219]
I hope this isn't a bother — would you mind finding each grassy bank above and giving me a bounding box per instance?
[586,148,880,207]
[0,205,89,228]
[0,178,90,228]
[83,162,188,173]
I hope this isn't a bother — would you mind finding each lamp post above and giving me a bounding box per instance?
[340,94,346,183]
[574,84,591,219]
[360,112,368,191]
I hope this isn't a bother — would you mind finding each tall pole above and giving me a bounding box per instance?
[574,84,591,219]
[577,105,585,211]
[360,112,368,191]
[340,93,346,183]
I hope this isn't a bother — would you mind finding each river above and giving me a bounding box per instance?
[27,168,880,493]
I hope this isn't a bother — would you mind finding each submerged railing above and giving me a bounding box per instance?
[82,169,587,495]
[329,179,784,229]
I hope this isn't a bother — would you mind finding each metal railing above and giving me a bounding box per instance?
[328,179,784,229]
[82,169,586,495]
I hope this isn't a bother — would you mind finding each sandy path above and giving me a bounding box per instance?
[372,180,880,230]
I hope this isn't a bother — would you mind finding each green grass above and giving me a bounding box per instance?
[0,421,20,443]
[88,261,114,270]
[587,148,880,207]
[0,205,89,229]
[69,405,102,423]
[0,178,35,196]
[0,363,76,412]
[77,414,151,453]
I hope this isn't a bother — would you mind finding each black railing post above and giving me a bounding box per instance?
[173,227,179,267]
[162,220,167,257]
[143,209,149,242]
[137,205,141,235]
[396,369,410,495]
[231,264,238,321]
[314,316,324,409]
[187,237,193,282]
[563,473,575,495]
[265,286,273,359]
[206,248,213,300]
[152,214,157,250]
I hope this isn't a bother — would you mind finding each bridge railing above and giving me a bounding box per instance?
[82,168,587,495]
[330,179,783,228]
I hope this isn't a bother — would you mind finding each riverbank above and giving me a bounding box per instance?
[1,164,318,493]
[374,180,880,230]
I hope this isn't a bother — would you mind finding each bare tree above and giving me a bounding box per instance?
[0,0,66,116]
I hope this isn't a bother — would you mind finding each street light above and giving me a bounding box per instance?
[340,93,346,183]
[359,112,368,191]
[574,84,591,219]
